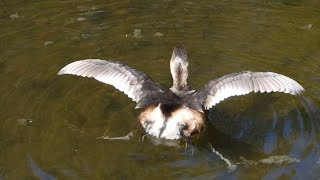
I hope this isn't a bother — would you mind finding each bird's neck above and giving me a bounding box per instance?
[170,57,190,92]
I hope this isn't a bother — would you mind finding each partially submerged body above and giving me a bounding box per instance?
[58,45,304,146]
[139,103,205,140]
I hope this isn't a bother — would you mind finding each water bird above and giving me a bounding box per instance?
[58,45,304,152]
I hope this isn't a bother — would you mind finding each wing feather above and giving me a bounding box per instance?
[58,59,164,106]
[195,71,304,110]
[263,77,274,93]
[265,77,278,92]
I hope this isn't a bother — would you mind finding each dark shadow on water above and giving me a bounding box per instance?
[196,93,320,177]
[195,124,268,162]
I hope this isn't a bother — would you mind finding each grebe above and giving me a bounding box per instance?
[58,45,304,145]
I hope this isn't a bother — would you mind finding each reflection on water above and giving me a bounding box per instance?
[1,0,320,179]
[207,95,320,178]
[28,155,56,180]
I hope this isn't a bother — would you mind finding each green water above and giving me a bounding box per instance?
[1,0,320,179]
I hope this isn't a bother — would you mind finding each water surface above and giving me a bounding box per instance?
[1,0,320,179]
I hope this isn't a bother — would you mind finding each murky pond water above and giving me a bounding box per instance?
[1,0,320,179]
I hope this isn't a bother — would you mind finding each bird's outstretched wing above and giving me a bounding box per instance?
[58,59,165,108]
[194,71,304,110]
